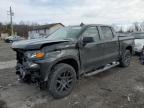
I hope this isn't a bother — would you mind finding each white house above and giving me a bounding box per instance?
[28,23,64,39]
[0,33,9,40]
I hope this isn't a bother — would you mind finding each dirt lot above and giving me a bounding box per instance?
[0,42,16,62]
[0,41,144,108]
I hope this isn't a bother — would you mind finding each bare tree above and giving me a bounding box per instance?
[126,26,134,33]
[117,26,124,33]
[133,22,141,32]
[139,21,144,31]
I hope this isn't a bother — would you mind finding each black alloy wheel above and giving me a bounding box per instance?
[49,63,76,98]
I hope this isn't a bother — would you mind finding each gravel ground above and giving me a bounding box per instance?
[0,41,16,61]
[0,41,144,108]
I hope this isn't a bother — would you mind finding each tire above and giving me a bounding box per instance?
[48,63,76,98]
[119,50,131,67]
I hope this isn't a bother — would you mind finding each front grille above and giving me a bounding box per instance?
[16,51,25,64]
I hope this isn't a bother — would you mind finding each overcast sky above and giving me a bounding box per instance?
[0,0,144,25]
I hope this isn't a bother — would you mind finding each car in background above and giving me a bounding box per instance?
[4,36,25,43]
[131,32,144,53]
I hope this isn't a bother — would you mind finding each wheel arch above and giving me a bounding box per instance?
[126,46,133,55]
[48,57,80,81]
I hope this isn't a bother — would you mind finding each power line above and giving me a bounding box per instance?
[7,6,14,36]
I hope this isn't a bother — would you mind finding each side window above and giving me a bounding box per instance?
[101,26,114,40]
[83,27,100,42]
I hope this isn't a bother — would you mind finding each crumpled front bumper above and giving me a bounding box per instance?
[16,62,41,82]
[16,58,53,83]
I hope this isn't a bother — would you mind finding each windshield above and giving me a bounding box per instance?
[46,26,81,40]
[133,33,144,39]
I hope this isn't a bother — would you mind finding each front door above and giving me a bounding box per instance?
[79,26,105,73]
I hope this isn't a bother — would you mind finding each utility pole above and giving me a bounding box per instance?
[7,6,14,36]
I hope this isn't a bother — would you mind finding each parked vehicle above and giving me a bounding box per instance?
[11,24,134,98]
[5,36,25,43]
[132,32,144,53]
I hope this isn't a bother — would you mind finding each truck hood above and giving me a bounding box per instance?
[11,38,70,50]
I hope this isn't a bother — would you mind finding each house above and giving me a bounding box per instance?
[0,33,9,40]
[28,23,64,39]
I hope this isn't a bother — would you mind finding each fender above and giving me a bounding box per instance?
[44,55,81,81]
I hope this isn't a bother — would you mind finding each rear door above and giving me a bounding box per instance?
[79,26,105,72]
[99,26,119,64]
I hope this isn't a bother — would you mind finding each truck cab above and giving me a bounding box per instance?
[79,25,120,72]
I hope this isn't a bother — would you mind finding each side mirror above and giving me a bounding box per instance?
[83,37,94,44]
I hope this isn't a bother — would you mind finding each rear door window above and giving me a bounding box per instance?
[100,26,114,40]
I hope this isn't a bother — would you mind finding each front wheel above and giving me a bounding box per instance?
[119,50,132,67]
[48,63,76,98]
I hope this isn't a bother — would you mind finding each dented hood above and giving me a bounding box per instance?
[11,38,70,50]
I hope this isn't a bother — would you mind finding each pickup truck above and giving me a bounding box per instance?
[12,24,134,98]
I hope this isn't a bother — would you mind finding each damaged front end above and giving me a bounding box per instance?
[15,50,47,88]
[11,38,70,90]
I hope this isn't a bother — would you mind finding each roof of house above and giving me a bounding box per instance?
[31,23,64,31]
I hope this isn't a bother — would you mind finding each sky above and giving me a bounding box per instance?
[0,0,144,25]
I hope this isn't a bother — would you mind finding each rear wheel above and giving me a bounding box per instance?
[119,50,131,67]
[49,63,76,98]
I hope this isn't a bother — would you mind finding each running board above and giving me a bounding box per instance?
[84,62,119,77]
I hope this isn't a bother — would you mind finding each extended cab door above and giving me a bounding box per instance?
[99,26,119,64]
[79,26,105,73]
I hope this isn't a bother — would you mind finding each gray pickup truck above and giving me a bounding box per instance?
[12,24,134,98]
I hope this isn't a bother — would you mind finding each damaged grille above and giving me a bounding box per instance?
[16,51,26,64]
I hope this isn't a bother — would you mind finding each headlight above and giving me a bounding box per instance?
[35,52,45,58]
[25,51,45,59]
[25,50,61,59]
